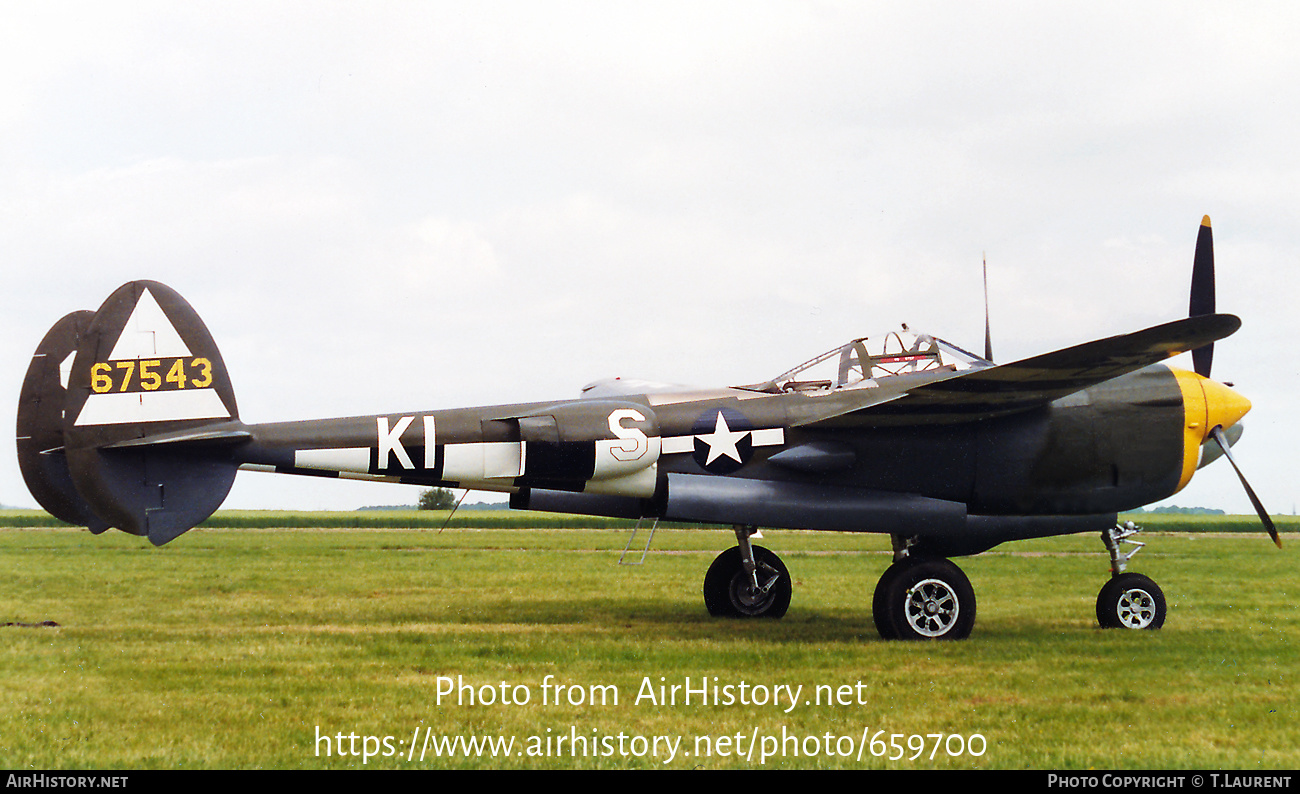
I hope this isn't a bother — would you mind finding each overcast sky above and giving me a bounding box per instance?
[2,2,1296,518]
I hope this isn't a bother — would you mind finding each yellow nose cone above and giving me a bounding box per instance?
[1170,368,1253,492]
[1201,377,1252,434]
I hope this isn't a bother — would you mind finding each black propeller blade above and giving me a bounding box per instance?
[1189,217,1276,546]
[1209,425,1281,548]
[1190,215,1215,377]
[982,254,993,362]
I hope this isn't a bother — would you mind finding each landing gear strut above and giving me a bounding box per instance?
[1096,522,1166,630]
[702,525,791,618]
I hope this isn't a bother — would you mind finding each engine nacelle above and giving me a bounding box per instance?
[511,400,660,497]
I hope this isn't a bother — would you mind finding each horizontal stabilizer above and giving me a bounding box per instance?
[102,425,252,449]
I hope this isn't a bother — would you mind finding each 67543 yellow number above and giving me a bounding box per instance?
[89,357,214,394]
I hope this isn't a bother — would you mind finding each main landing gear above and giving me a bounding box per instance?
[701,527,976,639]
[871,537,976,640]
[702,525,791,618]
[1096,522,1166,630]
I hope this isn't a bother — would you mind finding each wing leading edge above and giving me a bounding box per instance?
[797,313,1241,427]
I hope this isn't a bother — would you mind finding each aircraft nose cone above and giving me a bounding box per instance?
[1171,368,1253,492]
[1201,377,1251,435]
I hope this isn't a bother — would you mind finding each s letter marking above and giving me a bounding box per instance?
[607,409,649,462]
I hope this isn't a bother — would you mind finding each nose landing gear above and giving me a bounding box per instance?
[1096,522,1166,630]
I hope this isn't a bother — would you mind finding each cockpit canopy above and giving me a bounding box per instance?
[740,330,987,394]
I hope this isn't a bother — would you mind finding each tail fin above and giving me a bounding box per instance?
[17,310,111,532]
[19,281,242,545]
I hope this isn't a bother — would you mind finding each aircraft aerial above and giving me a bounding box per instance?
[16,217,1279,640]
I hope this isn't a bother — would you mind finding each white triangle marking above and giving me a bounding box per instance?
[74,390,230,426]
[75,287,228,426]
[107,288,194,360]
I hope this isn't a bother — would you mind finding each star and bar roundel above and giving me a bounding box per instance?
[662,407,784,475]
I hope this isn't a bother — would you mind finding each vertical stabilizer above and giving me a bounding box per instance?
[47,282,242,545]
[16,310,110,531]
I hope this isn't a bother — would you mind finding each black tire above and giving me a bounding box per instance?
[702,545,791,618]
[874,558,976,640]
[1096,573,1166,630]
[871,562,909,640]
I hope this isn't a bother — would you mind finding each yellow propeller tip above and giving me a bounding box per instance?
[1201,215,1212,227]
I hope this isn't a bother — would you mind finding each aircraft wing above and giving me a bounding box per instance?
[796,313,1241,427]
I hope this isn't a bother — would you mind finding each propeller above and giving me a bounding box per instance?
[1189,215,1215,377]
[1210,425,1281,548]
[1188,215,1280,547]
[982,254,994,362]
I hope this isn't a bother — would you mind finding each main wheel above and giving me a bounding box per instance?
[1096,573,1166,630]
[702,545,791,618]
[871,561,909,640]
[874,558,976,640]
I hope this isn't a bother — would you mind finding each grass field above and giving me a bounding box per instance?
[0,514,1296,769]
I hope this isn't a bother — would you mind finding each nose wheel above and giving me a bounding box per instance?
[1096,523,1166,630]
[1096,572,1166,629]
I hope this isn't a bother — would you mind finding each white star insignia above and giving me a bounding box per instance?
[698,411,748,465]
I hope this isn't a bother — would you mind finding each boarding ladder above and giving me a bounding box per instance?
[619,517,660,565]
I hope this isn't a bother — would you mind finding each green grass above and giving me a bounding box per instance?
[0,509,695,530]
[2,508,1296,532]
[0,521,1296,769]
